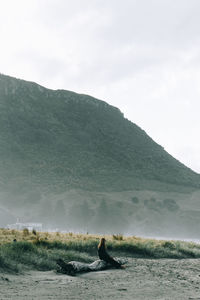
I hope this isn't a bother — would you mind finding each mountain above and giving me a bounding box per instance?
[0,73,199,192]
[0,74,200,235]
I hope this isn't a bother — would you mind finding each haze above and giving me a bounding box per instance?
[0,0,200,172]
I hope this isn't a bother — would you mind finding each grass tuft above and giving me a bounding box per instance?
[23,228,29,236]
[112,234,124,241]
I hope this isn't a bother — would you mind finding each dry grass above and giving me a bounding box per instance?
[1,228,200,257]
[1,229,200,274]
[0,228,101,245]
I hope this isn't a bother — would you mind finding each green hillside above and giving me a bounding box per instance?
[0,74,200,235]
[0,73,199,195]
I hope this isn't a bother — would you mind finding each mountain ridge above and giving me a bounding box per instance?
[0,73,200,236]
[0,73,199,196]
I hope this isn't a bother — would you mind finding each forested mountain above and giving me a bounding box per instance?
[0,74,199,194]
[0,74,199,235]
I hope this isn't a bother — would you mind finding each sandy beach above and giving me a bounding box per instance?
[1,257,200,299]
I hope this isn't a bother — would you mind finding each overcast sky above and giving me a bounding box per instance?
[0,0,200,173]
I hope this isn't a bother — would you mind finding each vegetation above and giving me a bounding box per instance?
[0,73,199,233]
[0,73,199,201]
[1,229,200,274]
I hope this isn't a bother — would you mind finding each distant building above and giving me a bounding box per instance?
[7,222,42,231]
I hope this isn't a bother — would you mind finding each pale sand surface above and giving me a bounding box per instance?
[1,258,200,299]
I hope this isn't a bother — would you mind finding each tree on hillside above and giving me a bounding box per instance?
[163,199,179,212]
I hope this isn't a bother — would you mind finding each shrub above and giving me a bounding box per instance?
[162,241,176,250]
[163,199,179,212]
[32,229,37,235]
[131,197,139,204]
[23,228,29,236]
[112,234,124,241]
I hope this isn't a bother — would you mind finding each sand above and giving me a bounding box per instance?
[1,258,200,299]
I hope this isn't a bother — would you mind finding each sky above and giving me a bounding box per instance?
[0,0,200,173]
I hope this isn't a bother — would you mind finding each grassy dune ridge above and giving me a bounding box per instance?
[0,229,200,273]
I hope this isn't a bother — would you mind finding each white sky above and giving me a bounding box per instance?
[0,0,200,173]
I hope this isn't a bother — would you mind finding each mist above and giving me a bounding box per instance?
[2,187,200,240]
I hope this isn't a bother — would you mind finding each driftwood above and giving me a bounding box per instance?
[56,258,126,276]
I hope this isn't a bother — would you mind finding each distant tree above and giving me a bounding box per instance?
[144,197,161,211]
[131,196,139,204]
[163,199,179,212]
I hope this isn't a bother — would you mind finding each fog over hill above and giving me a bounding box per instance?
[0,74,200,237]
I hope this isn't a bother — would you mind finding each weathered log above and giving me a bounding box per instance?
[56,258,125,276]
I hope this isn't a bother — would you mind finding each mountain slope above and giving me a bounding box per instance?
[0,73,199,196]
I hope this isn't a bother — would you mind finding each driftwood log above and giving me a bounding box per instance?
[56,258,126,276]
